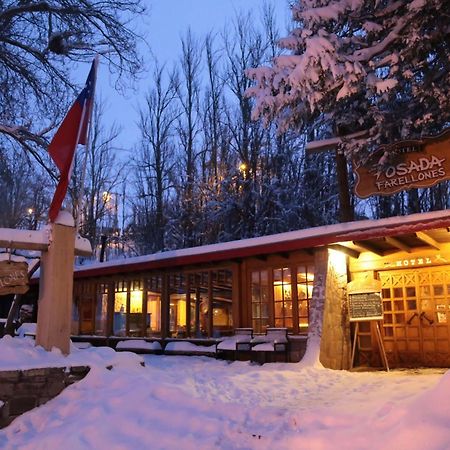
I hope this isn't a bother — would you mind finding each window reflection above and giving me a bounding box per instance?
[95,283,108,336]
[146,275,162,336]
[251,270,269,333]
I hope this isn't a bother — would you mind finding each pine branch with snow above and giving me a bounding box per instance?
[246,0,450,161]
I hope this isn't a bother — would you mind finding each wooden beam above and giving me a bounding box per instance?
[328,244,360,259]
[0,229,48,251]
[352,241,385,256]
[415,231,441,250]
[74,235,93,257]
[0,228,91,256]
[255,255,267,261]
[305,130,369,154]
[384,236,412,253]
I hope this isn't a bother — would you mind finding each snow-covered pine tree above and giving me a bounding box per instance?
[246,0,450,162]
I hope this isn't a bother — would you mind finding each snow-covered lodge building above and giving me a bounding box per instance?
[70,210,450,369]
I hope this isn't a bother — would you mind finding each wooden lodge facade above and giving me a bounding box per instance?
[71,210,450,369]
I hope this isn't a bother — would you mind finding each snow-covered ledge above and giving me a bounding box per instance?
[0,223,91,257]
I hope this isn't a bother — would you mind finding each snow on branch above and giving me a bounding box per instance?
[245,0,450,158]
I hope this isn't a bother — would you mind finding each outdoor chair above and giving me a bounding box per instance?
[250,328,289,363]
[216,328,253,359]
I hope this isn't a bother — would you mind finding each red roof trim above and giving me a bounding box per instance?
[74,214,450,279]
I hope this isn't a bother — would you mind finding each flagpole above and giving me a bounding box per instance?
[75,55,99,233]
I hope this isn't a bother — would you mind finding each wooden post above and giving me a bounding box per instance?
[36,212,76,355]
[306,136,360,223]
[335,150,354,222]
[186,275,191,337]
[207,271,213,337]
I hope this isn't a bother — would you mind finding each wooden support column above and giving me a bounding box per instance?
[195,287,201,337]
[335,150,354,223]
[207,271,213,337]
[306,138,356,223]
[36,214,76,355]
[161,273,170,339]
[186,275,191,337]
[231,263,240,328]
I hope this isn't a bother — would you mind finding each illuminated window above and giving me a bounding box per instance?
[169,273,187,336]
[146,275,162,336]
[113,279,144,337]
[113,280,128,336]
[129,280,143,336]
[273,268,293,329]
[297,265,314,332]
[212,270,233,336]
[251,270,269,333]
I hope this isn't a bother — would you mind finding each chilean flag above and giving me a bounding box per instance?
[48,58,98,222]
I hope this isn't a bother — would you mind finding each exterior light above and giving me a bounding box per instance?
[328,248,347,273]
[102,191,111,203]
[239,163,247,172]
[27,208,33,215]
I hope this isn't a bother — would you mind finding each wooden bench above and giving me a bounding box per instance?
[250,328,289,363]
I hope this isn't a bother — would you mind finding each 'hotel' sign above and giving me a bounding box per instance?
[354,129,450,198]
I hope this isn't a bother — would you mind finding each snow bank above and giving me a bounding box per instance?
[116,340,162,351]
[15,323,37,338]
[0,336,448,450]
[0,335,143,371]
[164,341,216,353]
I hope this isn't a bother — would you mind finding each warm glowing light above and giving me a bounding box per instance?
[102,191,112,203]
[27,208,33,215]
[239,163,247,172]
[328,248,347,273]
[130,290,143,313]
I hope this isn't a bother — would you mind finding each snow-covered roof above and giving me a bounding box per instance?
[74,210,450,279]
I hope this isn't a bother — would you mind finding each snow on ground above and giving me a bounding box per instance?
[0,336,449,450]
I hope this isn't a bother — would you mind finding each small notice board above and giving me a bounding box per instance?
[348,292,383,322]
[347,277,389,371]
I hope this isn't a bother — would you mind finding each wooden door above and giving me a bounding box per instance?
[379,268,450,367]
[79,297,95,335]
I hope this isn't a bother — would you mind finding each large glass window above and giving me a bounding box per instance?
[95,283,108,335]
[146,275,162,336]
[251,270,269,333]
[212,269,233,336]
[189,271,209,337]
[273,268,293,329]
[169,273,187,337]
[113,280,128,336]
[250,264,315,335]
[297,265,314,333]
[129,280,143,336]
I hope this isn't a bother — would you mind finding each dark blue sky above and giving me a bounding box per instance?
[89,0,289,152]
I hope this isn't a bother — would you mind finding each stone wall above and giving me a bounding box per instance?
[0,366,90,428]
[309,248,351,370]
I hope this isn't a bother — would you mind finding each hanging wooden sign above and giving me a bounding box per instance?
[0,260,29,296]
[354,129,450,198]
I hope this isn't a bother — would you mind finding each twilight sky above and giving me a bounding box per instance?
[90,0,290,152]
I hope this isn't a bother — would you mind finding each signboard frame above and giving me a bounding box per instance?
[354,129,450,199]
[348,292,384,322]
[0,260,29,296]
